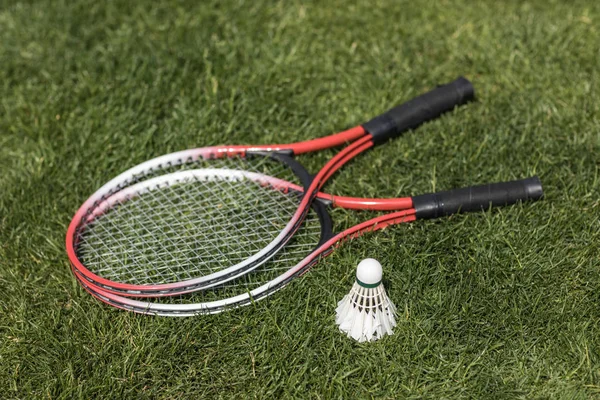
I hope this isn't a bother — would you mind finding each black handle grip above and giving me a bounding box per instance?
[412,176,543,219]
[362,77,475,145]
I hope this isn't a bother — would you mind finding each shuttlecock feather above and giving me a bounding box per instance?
[336,258,397,342]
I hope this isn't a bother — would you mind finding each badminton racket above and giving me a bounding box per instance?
[73,176,544,315]
[67,77,475,296]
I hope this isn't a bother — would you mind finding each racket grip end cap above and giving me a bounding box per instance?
[413,176,543,219]
[363,77,475,145]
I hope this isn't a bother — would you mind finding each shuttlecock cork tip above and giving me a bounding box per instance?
[356,258,383,288]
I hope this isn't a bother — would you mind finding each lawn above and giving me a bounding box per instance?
[1,0,599,398]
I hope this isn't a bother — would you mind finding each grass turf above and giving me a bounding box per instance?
[1,0,599,398]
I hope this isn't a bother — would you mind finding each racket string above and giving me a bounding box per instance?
[82,155,294,222]
[81,194,294,282]
[135,214,324,302]
[77,211,323,304]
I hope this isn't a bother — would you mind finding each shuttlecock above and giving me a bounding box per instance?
[335,258,397,342]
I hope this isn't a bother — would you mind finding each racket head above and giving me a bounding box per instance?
[66,147,333,295]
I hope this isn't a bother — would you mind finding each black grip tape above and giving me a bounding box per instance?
[412,176,543,219]
[363,77,475,145]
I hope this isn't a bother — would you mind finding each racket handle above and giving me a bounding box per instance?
[363,77,475,145]
[412,177,543,219]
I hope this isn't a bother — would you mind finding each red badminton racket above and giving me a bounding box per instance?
[73,176,544,315]
[67,77,475,297]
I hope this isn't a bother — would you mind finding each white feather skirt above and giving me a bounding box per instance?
[336,281,397,342]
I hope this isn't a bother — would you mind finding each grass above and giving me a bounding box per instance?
[1,0,599,398]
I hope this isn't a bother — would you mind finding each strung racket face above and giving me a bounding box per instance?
[67,149,322,294]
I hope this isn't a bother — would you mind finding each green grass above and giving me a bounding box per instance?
[1,0,599,398]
